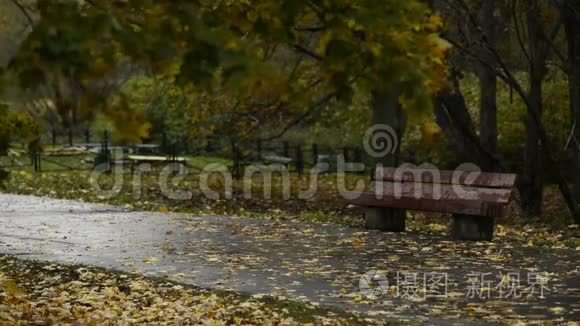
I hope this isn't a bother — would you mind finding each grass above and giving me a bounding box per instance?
[0,150,95,172]
[0,151,233,174]
[186,155,232,171]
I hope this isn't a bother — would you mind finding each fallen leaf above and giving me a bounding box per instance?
[142,257,160,264]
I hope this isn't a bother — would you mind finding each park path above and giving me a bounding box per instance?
[0,194,578,324]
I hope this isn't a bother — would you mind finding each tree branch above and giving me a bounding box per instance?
[293,44,323,61]
[454,0,580,220]
[512,0,532,65]
[538,19,567,66]
[294,26,325,33]
[10,0,34,28]
[258,92,337,141]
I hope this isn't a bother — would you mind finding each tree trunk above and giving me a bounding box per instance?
[478,0,499,171]
[366,90,407,232]
[521,75,544,215]
[428,0,501,171]
[520,3,547,216]
[371,90,405,166]
[433,74,501,170]
[563,0,580,220]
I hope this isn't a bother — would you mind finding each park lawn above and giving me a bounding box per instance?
[0,256,375,325]
[2,169,579,250]
[0,151,234,173]
[186,155,233,171]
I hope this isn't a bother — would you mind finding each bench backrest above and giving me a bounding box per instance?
[371,167,517,207]
[375,167,517,189]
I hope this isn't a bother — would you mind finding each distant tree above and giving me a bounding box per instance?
[476,0,499,171]
[433,0,578,220]
[562,0,580,222]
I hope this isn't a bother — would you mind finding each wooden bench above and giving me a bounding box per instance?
[346,167,517,241]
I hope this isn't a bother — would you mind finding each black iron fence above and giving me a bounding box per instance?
[8,128,574,181]
[2,129,374,177]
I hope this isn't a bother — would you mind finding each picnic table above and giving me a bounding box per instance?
[123,155,187,173]
[127,155,186,163]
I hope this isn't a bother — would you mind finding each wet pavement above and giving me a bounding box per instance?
[0,194,578,324]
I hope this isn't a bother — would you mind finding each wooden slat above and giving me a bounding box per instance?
[346,191,509,217]
[371,181,513,204]
[375,167,517,189]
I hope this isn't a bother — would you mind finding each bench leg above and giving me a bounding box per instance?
[365,208,406,232]
[452,215,495,241]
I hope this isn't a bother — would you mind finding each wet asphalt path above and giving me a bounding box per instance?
[0,194,578,324]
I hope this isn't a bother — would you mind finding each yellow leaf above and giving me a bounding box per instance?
[159,206,169,214]
[549,307,565,315]
[421,122,441,145]
[143,257,160,264]
[2,279,25,298]
[367,42,382,58]
[7,296,23,306]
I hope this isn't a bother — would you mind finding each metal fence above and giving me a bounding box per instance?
[1,129,374,177]
[6,127,575,179]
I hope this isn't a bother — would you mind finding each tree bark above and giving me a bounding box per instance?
[429,0,502,171]
[563,0,580,220]
[433,73,502,170]
[520,2,548,216]
[371,90,405,166]
[521,75,544,215]
[477,0,499,171]
[367,90,407,232]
